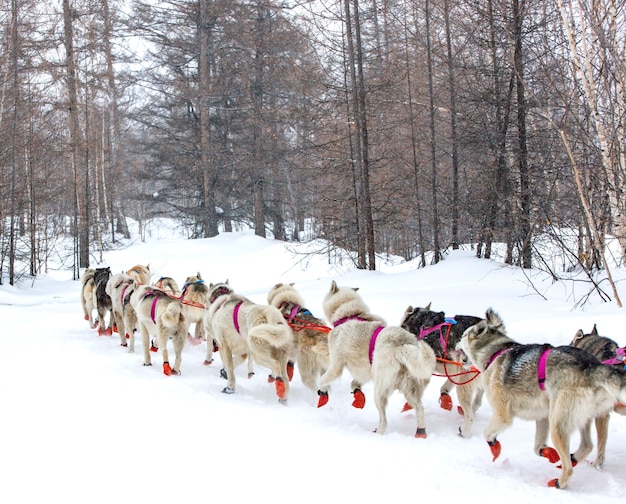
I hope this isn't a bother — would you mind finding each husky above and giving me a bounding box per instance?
[155,276,182,297]
[317,281,437,438]
[127,264,151,285]
[94,267,114,336]
[570,325,626,468]
[106,272,134,347]
[80,268,97,328]
[458,308,626,489]
[203,281,293,403]
[267,282,330,391]
[400,304,483,437]
[130,283,190,376]
[180,273,209,345]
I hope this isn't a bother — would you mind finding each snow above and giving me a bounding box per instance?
[1,220,625,503]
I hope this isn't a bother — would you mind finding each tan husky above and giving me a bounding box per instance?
[130,283,190,376]
[105,272,135,349]
[458,308,626,489]
[318,281,437,438]
[204,281,293,403]
[267,282,330,392]
[126,264,151,285]
[180,273,209,345]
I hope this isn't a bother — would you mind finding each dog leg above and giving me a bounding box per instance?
[534,418,560,463]
[589,414,609,468]
[548,420,574,489]
[317,359,346,407]
[219,339,237,394]
[140,325,152,367]
[456,382,476,437]
[439,380,454,411]
[483,411,514,461]
[373,383,391,435]
[572,418,596,468]
[171,332,185,375]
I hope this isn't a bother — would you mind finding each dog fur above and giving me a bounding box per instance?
[458,308,626,489]
[203,281,293,403]
[106,272,138,350]
[570,325,626,468]
[180,273,209,344]
[130,283,190,376]
[94,267,114,336]
[318,280,437,437]
[267,282,330,392]
[80,268,97,328]
[155,276,182,297]
[400,304,483,437]
[126,264,151,285]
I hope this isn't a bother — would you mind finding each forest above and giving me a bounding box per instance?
[0,0,624,299]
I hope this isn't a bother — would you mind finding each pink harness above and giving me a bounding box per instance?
[150,296,159,324]
[418,320,455,356]
[369,326,384,364]
[537,348,552,390]
[233,301,243,333]
[334,315,384,365]
[602,347,626,367]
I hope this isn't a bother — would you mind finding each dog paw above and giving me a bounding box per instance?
[415,428,427,439]
[317,390,329,408]
[275,377,286,400]
[547,478,560,489]
[268,374,275,383]
[222,386,235,395]
[163,362,173,376]
[352,388,365,409]
[439,392,453,411]
[488,439,501,461]
[539,447,560,464]
[287,362,295,381]
[457,406,465,416]
[248,372,255,378]
[401,402,413,412]
[203,359,213,366]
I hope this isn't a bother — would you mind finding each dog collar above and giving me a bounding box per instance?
[369,326,385,364]
[602,347,626,366]
[484,346,514,370]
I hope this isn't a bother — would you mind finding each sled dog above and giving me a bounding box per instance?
[318,281,437,437]
[458,308,626,489]
[127,264,151,285]
[81,268,98,329]
[400,304,483,437]
[130,283,190,376]
[94,267,114,336]
[570,325,626,468]
[267,282,330,391]
[180,273,209,344]
[203,281,293,403]
[106,272,139,350]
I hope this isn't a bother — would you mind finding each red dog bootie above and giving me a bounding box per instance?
[275,377,286,400]
[488,439,501,461]
[401,402,413,412]
[352,388,365,409]
[287,362,295,381]
[317,390,329,408]
[439,392,453,411]
[163,362,173,376]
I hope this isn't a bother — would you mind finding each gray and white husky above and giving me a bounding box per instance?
[458,308,626,489]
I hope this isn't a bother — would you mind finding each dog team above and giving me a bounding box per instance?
[80,264,626,490]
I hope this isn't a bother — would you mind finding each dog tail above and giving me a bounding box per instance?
[247,306,293,347]
[396,341,437,381]
[161,301,185,329]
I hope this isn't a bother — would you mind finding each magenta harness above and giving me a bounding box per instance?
[233,301,244,333]
[418,319,456,356]
[484,345,551,390]
[602,347,626,368]
[334,315,383,364]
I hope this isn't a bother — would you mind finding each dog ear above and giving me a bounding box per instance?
[591,324,598,335]
[353,287,359,292]
[330,280,338,293]
[485,308,505,332]
[405,306,413,314]
[197,272,202,279]
[289,282,295,287]
[572,329,585,345]
[425,302,431,311]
